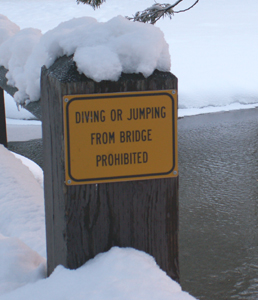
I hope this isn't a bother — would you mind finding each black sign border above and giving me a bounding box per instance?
[65,91,177,183]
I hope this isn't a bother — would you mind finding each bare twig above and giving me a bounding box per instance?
[174,0,199,13]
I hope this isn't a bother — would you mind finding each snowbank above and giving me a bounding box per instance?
[0,247,196,300]
[0,234,46,296]
[0,145,196,299]
[0,145,46,295]
[0,145,45,257]
[0,15,170,103]
[12,152,44,188]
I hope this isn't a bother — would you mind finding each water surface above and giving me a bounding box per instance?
[178,108,258,299]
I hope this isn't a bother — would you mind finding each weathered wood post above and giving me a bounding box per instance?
[41,55,179,281]
[0,87,7,147]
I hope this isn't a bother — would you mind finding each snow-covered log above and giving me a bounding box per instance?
[0,66,42,120]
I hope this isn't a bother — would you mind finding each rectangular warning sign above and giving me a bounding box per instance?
[63,90,178,185]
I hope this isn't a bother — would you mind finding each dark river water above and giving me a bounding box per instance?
[178,108,258,300]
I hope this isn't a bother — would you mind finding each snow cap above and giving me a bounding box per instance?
[0,16,171,103]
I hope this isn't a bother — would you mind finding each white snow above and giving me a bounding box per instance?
[0,28,42,103]
[1,115,196,299]
[6,117,42,142]
[11,152,44,188]
[0,14,19,46]
[4,92,36,120]
[0,1,257,298]
[0,146,45,258]
[0,145,196,299]
[1,0,258,117]
[1,0,258,118]
[0,234,46,296]
[73,16,170,80]
[0,15,170,103]
[0,246,195,300]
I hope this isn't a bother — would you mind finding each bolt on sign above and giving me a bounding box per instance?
[63,90,178,185]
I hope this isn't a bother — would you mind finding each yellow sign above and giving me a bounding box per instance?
[63,90,178,185]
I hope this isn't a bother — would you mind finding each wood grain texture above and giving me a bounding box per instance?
[41,55,179,281]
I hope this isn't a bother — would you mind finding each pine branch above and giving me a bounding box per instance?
[127,3,174,25]
[76,0,200,23]
[76,0,105,9]
[126,0,199,25]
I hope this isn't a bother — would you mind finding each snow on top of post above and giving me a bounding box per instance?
[0,15,171,104]
[0,28,42,102]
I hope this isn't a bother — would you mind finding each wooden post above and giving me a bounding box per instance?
[41,55,179,282]
[0,87,7,147]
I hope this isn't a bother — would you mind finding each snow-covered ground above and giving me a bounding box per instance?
[0,139,196,299]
